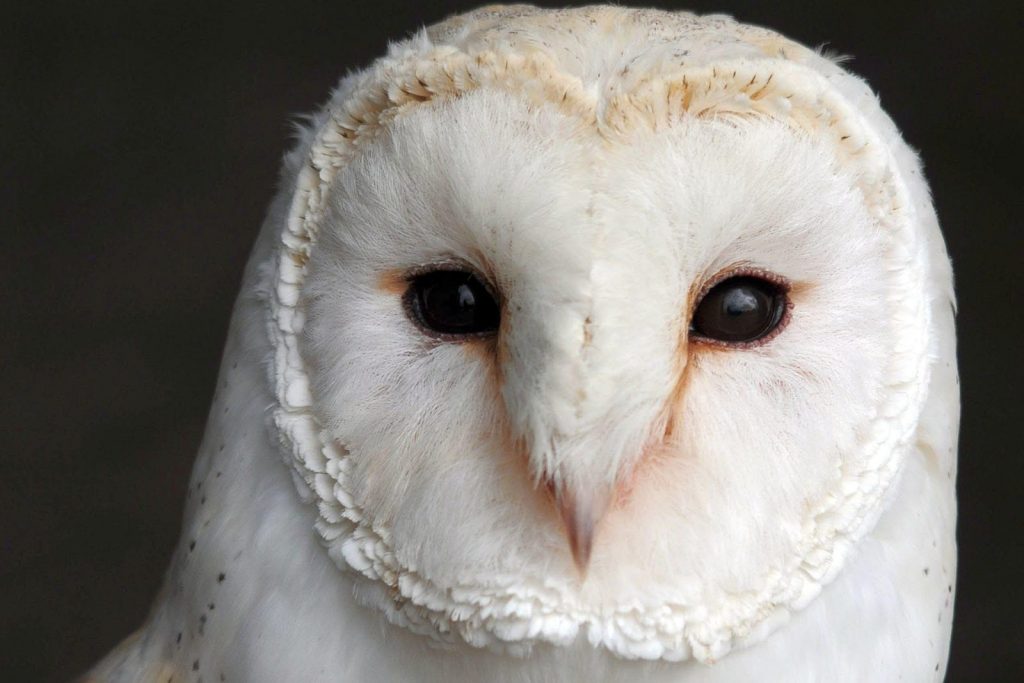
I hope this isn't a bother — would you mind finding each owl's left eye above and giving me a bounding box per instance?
[405,270,500,338]
[690,275,788,345]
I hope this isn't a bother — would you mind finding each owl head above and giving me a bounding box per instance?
[266,5,936,663]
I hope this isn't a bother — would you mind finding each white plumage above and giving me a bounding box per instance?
[88,6,958,682]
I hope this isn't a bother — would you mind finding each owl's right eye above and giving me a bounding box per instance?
[405,270,500,338]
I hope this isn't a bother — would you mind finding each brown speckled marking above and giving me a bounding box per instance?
[916,439,942,470]
[460,333,503,386]
[376,268,408,297]
[615,321,691,510]
[663,324,694,443]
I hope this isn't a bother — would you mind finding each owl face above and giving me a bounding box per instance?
[271,16,931,662]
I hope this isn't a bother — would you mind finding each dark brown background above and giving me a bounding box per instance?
[3,1,1021,680]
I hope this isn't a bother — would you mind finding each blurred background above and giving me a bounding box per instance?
[3,1,1020,680]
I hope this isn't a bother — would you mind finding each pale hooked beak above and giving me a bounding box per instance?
[553,481,615,575]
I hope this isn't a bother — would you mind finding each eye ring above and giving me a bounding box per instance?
[402,262,501,341]
[689,266,792,349]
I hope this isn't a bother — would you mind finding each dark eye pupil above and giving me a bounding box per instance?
[408,270,500,336]
[691,276,786,344]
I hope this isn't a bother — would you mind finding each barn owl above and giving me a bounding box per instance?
[86,5,959,682]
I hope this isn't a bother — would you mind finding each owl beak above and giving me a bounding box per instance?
[554,482,613,575]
